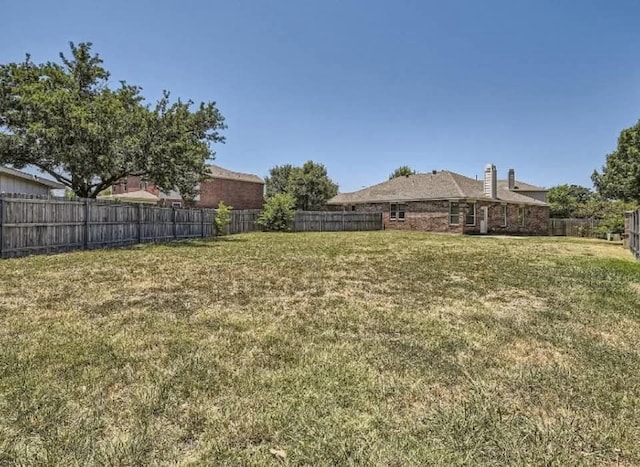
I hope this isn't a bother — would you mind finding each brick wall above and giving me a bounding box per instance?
[329,199,549,235]
[112,176,160,196]
[197,178,264,209]
[344,200,462,233]
[463,200,549,235]
[112,176,264,210]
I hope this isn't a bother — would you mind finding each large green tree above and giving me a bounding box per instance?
[547,184,593,218]
[592,121,640,203]
[0,42,226,198]
[389,165,416,179]
[264,161,338,210]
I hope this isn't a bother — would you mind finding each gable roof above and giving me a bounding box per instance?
[0,166,65,189]
[328,171,547,206]
[110,190,160,203]
[497,179,547,192]
[206,164,263,184]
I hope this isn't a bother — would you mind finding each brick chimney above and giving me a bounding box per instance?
[484,164,497,198]
[508,168,515,190]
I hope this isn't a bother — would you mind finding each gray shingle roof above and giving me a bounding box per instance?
[328,171,547,206]
[206,164,263,184]
[0,166,65,189]
[497,179,547,192]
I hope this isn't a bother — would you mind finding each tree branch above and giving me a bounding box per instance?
[28,163,73,186]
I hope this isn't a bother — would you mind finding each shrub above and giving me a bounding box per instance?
[595,214,625,238]
[214,201,233,235]
[256,193,295,231]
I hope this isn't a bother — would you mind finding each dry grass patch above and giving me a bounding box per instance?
[1,231,639,465]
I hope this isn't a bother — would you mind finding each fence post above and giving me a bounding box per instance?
[172,207,177,239]
[201,208,205,238]
[138,203,143,244]
[84,199,90,249]
[0,198,4,259]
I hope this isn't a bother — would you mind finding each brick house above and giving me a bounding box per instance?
[110,164,264,209]
[327,165,550,235]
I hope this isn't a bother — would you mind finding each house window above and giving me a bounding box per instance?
[518,207,525,226]
[501,205,507,227]
[465,202,476,226]
[351,205,356,212]
[449,202,460,225]
[390,203,406,221]
[172,202,182,208]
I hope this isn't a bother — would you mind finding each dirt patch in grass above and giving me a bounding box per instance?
[501,339,572,367]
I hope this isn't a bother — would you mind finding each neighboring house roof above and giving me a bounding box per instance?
[109,190,160,203]
[497,179,547,192]
[159,189,200,202]
[206,164,263,184]
[328,171,548,206]
[0,166,65,189]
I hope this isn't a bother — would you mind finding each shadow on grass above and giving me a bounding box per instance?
[121,236,250,251]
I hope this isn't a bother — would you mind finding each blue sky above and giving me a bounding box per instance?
[2,0,640,192]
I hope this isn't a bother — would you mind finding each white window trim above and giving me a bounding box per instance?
[501,204,507,227]
[172,202,182,208]
[518,206,525,226]
[390,203,406,221]
[465,202,476,226]
[449,201,460,225]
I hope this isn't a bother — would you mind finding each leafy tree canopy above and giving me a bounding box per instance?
[0,42,226,198]
[592,121,640,203]
[389,165,416,179]
[547,184,593,218]
[546,183,636,234]
[264,161,338,210]
[264,164,295,199]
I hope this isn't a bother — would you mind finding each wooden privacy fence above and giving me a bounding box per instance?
[0,195,216,258]
[628,209,640,259]
[0,196,384,258]
[293,211,382,231]
[227,210,262,234]
[548,218,602,237]
[226,210,384,234]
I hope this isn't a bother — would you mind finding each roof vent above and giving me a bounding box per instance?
[432,170,437,174]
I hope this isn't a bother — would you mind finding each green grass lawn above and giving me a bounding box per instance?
[1,232,639,465]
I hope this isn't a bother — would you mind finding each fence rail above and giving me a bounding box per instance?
[0,195,383,258]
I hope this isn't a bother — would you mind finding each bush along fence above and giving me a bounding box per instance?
[626,209,639,259]
[0,195,383,258]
